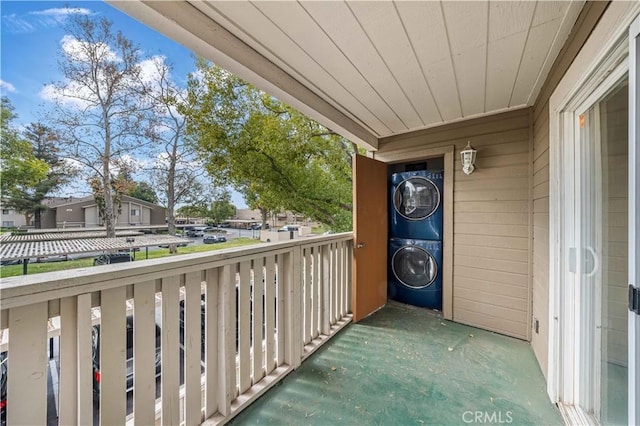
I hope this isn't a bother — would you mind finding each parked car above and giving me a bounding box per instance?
[92,315,161,397]
[93,253,133,266]
[186,226,207,237]
[279,225,300,233]
[203,235,227,244]
[250,223,269,230]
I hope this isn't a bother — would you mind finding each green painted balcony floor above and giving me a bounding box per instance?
[231,301,562,425]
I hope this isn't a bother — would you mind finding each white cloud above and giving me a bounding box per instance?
[0,79,17,93]
[2,7,92,34]
[29,8,91,17]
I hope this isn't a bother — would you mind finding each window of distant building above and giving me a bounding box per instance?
[131,209,139,216]
[2,221,14,227]
[2,209,10,215]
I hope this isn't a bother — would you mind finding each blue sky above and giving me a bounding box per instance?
[1,1,248,208]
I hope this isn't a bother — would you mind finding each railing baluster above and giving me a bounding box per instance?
[204,267,219,418]
[312,246,320,339]
[347,240,353,312]
[334,242,339,321]
[133,280,156,426]
[217,264,235,415]
[264,255,276,374]
[276,255,285,366]
[238,261,251,393]
[304,248,312,344]
[184,271,203,426]
[338,241,344,319]
[321,244,331,335]
[77,293,93,425]
[7,302,48,425]
[161,275,180,425]
[59,296,78,425]
[100,286,127,425]
[283,246,302,368]
[252,258,265,384]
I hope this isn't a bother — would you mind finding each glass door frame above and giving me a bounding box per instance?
[549,31,632,423]
[628,14,640,426]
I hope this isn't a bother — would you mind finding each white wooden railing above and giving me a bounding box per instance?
[0,232,353,425]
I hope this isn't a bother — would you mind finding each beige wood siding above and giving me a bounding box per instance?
[378,108,532,340]
[529,1,609,379]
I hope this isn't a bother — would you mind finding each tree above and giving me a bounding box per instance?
[45,13,157,237]
[184,60,355,232]
[128,182,158,204]
[145,57,207,251]
[89,160,136,226]
[6,123,74,228]
[0,98,50,223]
[208,191,236,226]
[176,204,208,224]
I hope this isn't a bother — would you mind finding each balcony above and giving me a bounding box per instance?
[0,232,558,425]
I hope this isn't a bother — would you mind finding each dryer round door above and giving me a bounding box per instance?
[393,177,440,220]
[391,245,438,289]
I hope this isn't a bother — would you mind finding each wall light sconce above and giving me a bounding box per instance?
[460,141,477,175]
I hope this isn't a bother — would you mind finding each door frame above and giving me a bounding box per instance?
[628,14,640,426]
[548,3,640,422]
[373,145,454,320]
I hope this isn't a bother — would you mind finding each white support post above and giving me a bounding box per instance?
[76,293,93,425]
[184,271,203,426]
[283,246,302,368]
[304,248,312,344]
[312,246,320,339]
[217,264,235,416]
[8,302,48,426]
[321,244,332,335]
[161,275,180,426]
[276,255,285,365]
[204,267,219,418]
[133,280,156,426]
[59,296,78,425]
[252,258,265,384]
[264,256,277,373]
[238,261,252,393]
[99,286,127,426]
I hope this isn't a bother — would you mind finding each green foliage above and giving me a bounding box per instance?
[208,191,236,225]
[4,122,75,228]
[128,182,159,204]
[184,60,354,232]
[176,204,208,219]
[0,98,50,214]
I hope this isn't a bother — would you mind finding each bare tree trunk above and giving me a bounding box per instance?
[167,140,178,254]
[103,122,116,238]
[260,208,268,229]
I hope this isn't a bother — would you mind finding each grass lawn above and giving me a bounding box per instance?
[0,238,261,278]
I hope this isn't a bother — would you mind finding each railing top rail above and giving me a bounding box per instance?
[0,232,353,310]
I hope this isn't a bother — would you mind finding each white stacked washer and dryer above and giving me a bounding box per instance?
[388,169,444,309]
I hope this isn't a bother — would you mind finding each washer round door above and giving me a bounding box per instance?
[391,245,438,289]
[393,176,440,220]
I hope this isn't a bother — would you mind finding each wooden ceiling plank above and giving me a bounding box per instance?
[301,0,422,131]
[211,1,390,136]
[396,1,462,122]
[486,32,530,112]
[348,1,441,126]
[510,18,563,106]
[443,1,488,117]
